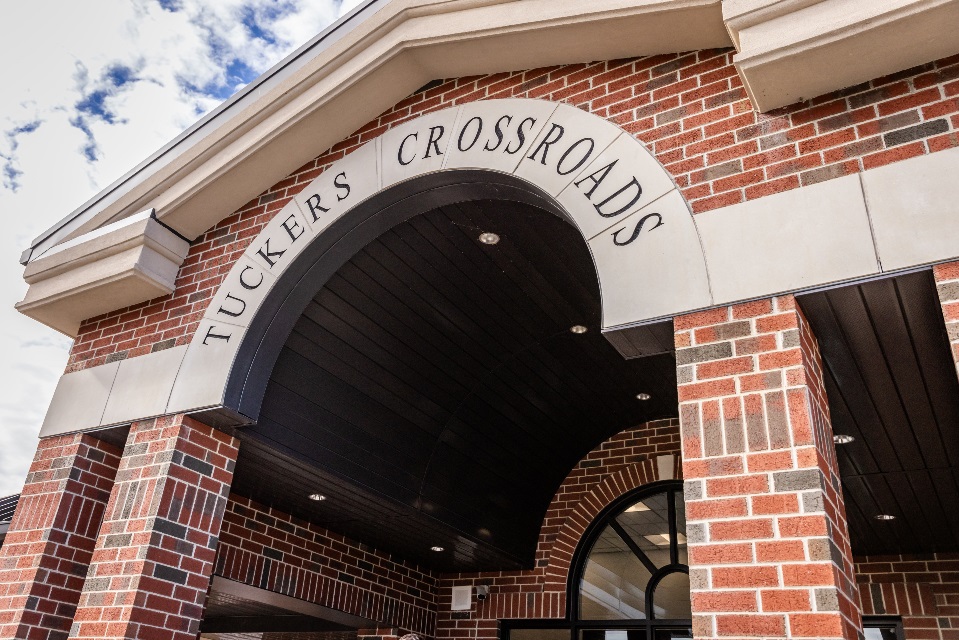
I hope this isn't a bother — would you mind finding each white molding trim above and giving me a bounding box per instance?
[164,98,707,416]
[726,0,959,111]
[16,211,190,335]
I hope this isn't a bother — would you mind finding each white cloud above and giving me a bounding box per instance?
[338,0,368,17]
[0,0,349,496]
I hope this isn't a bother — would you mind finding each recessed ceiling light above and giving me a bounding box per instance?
[308,493,326,501]
[643,533,687,546]
[431,546,445,552]
[570,325,588,334]
[636,393,651,401]
[833,434,855,445]
[478,232,500,245]
[874,514,896,521]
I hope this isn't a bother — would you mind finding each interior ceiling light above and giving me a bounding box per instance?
[624,503,650,513]
[431,546,445,552]
[644,533,687,546]
[570,325,588,334]
[833,434,855,444]
[478,232,500,245]
[874,514,896,521]
[636,393,652,401]
[308,493,326,501]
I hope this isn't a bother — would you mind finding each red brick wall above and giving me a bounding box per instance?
[70,415,238,640]
[66,51,959,372]
[0,434,120,640]
[202,420,955,640]
[675,296,861,640]
[214,494,438,636]
[209,419,680,639]
[856,553,959,640]
[795,303,860,634]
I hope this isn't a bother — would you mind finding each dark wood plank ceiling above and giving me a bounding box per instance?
[798,270,959,556]
[231,199,678,572]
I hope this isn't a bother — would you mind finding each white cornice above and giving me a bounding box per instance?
[726,0,959,110]
[24,0,728,260]
[16,0,959,336]
[17,212,190,335]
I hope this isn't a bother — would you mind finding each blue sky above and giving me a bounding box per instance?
[0,0,365,496]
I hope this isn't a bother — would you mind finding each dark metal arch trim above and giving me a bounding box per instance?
[565,478,685,622]
[223,169,585,423]
[645,564,690,621]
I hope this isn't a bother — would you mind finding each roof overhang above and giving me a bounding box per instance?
[725,0,959,111]
[16,0,959,336]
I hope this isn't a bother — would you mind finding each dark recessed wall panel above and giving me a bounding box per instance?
[798,270,959,556]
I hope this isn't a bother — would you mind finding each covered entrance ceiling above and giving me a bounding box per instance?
[229,198,678,572]
[222,195,959,573]
[797,271,959,556]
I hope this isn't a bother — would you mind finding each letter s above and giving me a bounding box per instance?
[611,213,664,246]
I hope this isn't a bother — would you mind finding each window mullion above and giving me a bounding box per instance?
[667,489,678,566]
[609,519,658,575]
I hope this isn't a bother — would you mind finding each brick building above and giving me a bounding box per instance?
[2,1,959,639]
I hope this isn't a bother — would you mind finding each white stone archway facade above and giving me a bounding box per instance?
[167,99,707,418]
[35,88,959,436]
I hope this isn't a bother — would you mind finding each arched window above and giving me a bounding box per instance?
[504,481,692,640]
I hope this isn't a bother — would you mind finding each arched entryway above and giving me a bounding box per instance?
[178,97,695,633]
[165,98,709,426]
[223,190,680,571]
[165,98,695,573]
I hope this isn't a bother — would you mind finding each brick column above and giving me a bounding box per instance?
[69,415,238,640]
[0,434,121,640]
[675,296,862,640]
[934,261,959,381]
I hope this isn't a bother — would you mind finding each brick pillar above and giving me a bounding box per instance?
[69,415,238,640]
[675,296,862,640]
[0,434,121,640]
[934,261,959,381]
